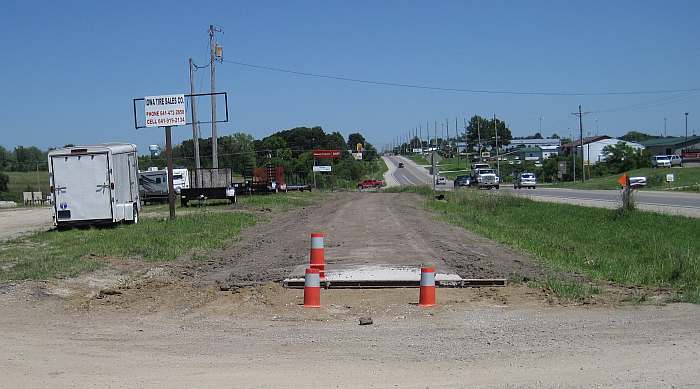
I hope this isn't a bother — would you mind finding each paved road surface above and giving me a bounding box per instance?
[384,155,700,217]
[382,155,453,189]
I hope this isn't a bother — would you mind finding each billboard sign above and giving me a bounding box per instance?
[313,165,332,172]
[144,94,186,128]
[313,149,341,159]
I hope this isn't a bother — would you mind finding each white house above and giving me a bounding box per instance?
[564,137,644,165]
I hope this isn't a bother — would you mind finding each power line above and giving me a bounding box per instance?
[222,59,700,96]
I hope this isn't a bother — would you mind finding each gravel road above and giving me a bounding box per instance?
[1,285,698,388]
[0,207,52,241]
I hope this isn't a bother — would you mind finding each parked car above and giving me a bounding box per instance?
[398,162,404,168]
[629,176,647,188]
[651,155,671,168]
[453,175,471,188]
[514,172,537,189]
[357,179,384,190]
[436,176,447,185]
[668,155,683,167]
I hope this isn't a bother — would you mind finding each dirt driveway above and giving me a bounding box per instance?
[0,206,52,241]
[208,192,548,287]
[1,192,699,388]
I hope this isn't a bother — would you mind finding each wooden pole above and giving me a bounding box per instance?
[165,126,176,220]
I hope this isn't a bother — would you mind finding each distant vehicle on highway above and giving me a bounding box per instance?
[436,176,447,185]
[453,175,471,188]
[357,179,384,190]
[651,155,671,168]
[668,155,683,167]
[471,168,499,190]
[514,172,537,189]
[398,162,405,168]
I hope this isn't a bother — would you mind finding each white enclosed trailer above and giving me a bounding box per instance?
[48,144,140,227]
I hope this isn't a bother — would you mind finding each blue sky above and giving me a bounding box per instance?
[1,0,699,151]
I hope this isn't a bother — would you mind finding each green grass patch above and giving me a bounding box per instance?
[0,211,256,281]
[407,154,429,165]
[554,167,700,190]
[417,189,700,302]
[237,191,322,210]
[0,171,50,203]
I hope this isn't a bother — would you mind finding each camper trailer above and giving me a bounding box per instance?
[138,169,169,203]
[48,144,140,227]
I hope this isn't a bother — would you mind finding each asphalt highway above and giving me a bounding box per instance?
[383,155,700,217]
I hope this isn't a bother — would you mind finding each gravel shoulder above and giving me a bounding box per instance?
[0,206,52,241]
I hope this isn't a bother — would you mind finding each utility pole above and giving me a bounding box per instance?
[434,120,437,150]
[188,58,201,186]
[477,118,482,162]
[455,117,459,168]
[572,105,587,182]
[494,114,500,178]
[209,25,222,168]
[685,112,689,152]
[570,127,576,182]
[539,115,543,134]
[664,117,667,137]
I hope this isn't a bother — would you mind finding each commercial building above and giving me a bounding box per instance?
[639,136,700,156]
[561,136,644,165]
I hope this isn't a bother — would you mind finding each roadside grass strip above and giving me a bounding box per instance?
[396,186,700,302]
[0,210,255,281]
[238,191,322,210]
[554,167,700,191]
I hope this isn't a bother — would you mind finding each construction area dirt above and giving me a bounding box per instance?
[1,192,699,388]
[207,192,550,288]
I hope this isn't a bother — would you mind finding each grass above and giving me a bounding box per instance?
[554,167,700,191]
[397,186,700,303]
[0,191,321,281]
[407,154,429,165]
[0,171,50,203]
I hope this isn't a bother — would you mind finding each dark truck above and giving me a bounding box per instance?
[180,168,237,206]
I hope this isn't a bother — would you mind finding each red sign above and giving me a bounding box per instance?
[313,149,341,159]
[618,173,629,187]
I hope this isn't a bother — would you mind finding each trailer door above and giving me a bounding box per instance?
[51,153,113,222]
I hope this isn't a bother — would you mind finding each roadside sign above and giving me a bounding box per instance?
[313,165,332,172]
[313,149,341,159]
[412,148,422,153]
[144,94,186,128]
[352,152,363,160]
[356,143,363,152]
[618,173,629,187]
[666,173,675,182]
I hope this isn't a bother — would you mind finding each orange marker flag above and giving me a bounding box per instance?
[618,173,629,187]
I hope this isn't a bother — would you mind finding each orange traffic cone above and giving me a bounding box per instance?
[310,232,326,280]
[304,267,321,308]
[418,267,436,307]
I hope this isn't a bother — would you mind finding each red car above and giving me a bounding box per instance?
[357,179,384,189]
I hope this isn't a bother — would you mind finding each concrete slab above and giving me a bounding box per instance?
[283,263,506,288]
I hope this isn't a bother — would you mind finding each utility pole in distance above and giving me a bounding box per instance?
[188,58,201,186]
[572,105,588,182]
[685,112,689,152]
[494,114,500,178]
[209,25,222,168]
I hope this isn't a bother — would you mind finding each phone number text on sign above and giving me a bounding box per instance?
[144,94,187,128]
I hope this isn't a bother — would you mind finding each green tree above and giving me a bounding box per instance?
[0,172,8,191]
[601,141,639,174]
[466,115,512,149]
[347,133,367,151]
[620,131,656,143]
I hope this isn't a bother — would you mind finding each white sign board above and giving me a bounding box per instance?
[145,94,186,128]
[352,152,363,160]
[313,165,332,172]
[666,174,675,183]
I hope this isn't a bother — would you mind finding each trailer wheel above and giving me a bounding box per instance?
[127,205,139,225]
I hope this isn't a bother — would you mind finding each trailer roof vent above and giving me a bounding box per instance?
[70,148,88,154]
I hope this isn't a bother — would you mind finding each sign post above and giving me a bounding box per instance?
[144,94,186,220]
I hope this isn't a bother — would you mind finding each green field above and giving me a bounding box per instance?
[554,167,700,191]
[406,155,471,179]
[390,186,700,302]
[0,171,50,203]
[0,191,320,281]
